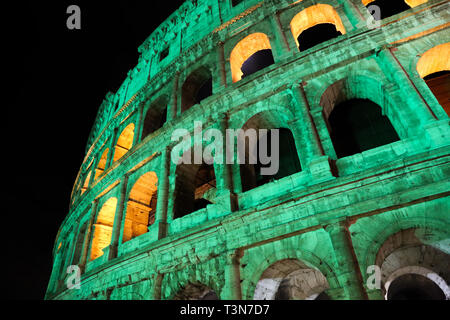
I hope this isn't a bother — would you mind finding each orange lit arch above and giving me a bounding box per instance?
[95,148,109,180]
[416,43,450,79]
[290,4,346,49]
[90,197,118,260]
[122,172,158,243]
[114,123,135,162]
[230,33,272,83]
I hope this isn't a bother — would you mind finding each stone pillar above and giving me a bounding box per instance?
[377,48,437,127]
[221,250,243,300]
[154,146,171,239]
[168,73,180,121]
[81,200,99,270]
[268,13,291,61]
[215,41,228,91]
[214,113,238,212]
[324,221,367,300]
[134,103,145,145]
[108,175,129,260]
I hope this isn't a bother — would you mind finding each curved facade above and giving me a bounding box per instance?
[47,0,450,300]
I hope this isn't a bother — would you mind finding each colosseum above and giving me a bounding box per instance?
[46,0,450,300]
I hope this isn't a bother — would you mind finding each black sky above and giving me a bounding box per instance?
[7,0,184,300]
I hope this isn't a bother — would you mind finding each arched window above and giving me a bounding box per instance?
[142,97,168,139]
[239,111,301,192]
[328,99,400,158]
[253,259,330,300]
[230,33,274,83]
[90,197,118,261]
[113,123,135,163]
[181,66,213,113]
[174,160,216,219]
[290,4,346,51]
[95,148,109,180]
[122,172,158,243]
[363,0,419,20]
[72,221,88,267]
[417,43,450,116]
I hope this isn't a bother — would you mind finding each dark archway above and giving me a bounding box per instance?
[328,98,400,158]
[240,128,301,192]
[241,49,275,79]
[142,97,168,139]
[424,70,450,116]
[365,0,410,20]
[174,161,216,219]
[173,283,219,300]
[297,23,342,51]
[181,67,213,113]
[387,274,446,300]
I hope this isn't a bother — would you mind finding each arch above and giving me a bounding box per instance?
[230,33,273,83]
[328,98,400,158]
[173,157,217,219]
[90,197,118,261]
[374,228,450,300]
[95,148,109,180]
[416,43,450,79]
[290,4,346,50]
[363,0,420,20]
[238,110,302,192]
[72,220,88,267]
[253,259,330,300]
[181,66,213,112]
[113,123,135,163]
[363,0,427,8]
[122,172,158,243]
[142,96,168,139]
[172,282,219,300]
[81,171,91,195]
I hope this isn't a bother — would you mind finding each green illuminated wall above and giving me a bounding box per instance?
[47,0,450,300]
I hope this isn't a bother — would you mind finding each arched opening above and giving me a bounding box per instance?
[113,123,135,163]
[122,172,158,243]
[239,111,301,192]
[142,97,168,139]
[181,67,213,113]
[173,283,219,300]
[174,159,216,219]
[90,197,118,261]
[328,98,400,158]
[290,4,346,51]
[297,23,342,52]
[81,172,91,195]
[230,33,274,83]
[95,148,109,180]
[363,0,411,20]
[254,259,330,300]
[72,221,88,267]
[240,49,275,79]
[375,228,450,300]
[417,43,450,116]
[387,273,446,300]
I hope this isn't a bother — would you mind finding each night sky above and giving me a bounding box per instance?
[7,1,184,300]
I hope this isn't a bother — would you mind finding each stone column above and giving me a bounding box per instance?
[81,200,99,270]
[221,250,243,300]
[134,103,145,145]
[168,73,180,121]
[215,41,228,91]
[108,175,129,260]
[268,13,291,61]
[106,128,118,169]
[154,146,171,239]
[324,221,367,300]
